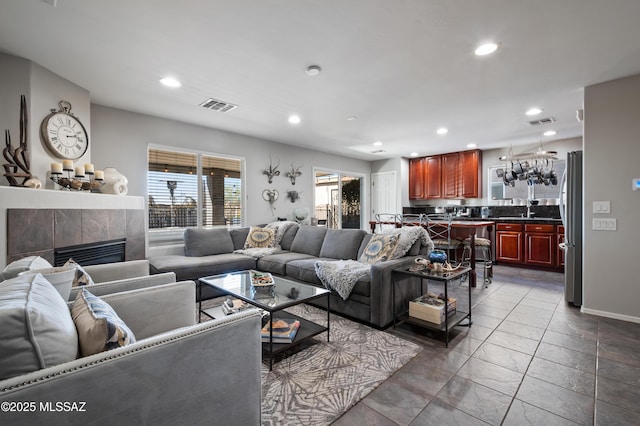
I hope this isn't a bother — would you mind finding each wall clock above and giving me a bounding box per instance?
[40,100,89,160]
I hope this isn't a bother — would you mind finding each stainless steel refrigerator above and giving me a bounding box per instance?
[559,150,583,306]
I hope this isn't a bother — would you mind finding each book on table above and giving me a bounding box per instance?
[261,318,300,343]
[221,298,251,315]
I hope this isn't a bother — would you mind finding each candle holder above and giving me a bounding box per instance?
[51,170,104,192]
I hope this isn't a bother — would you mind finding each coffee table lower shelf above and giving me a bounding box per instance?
[262,312,328,363]
[396,311,470,344]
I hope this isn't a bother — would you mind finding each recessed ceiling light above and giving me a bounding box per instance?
[526,107,543,116]
[159,77,182,88]
[475,42,498,56]
[373,141,383,146]
[410,152,419,157]
[305,65,322,76]
[347,116,358,121]
[436,127,448,135]
[467,143,477,148]
[288,115,301,124]
[543,130,557,136]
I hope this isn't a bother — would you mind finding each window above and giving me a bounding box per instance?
[148,148,243,232]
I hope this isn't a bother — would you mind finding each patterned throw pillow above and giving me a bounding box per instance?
[244,226,276,249]
[358,233,400,265]
[71,289,136,357]
[64,258,95,287]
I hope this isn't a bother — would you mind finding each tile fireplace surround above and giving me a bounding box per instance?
[0,186,145,268]
[6,208,145,265]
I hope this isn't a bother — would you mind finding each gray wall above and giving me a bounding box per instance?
[583,74,640,322]
[90,105,371,227]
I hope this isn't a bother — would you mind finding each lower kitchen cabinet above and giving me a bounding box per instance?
[525,224,555,267]
[496,223,524,264]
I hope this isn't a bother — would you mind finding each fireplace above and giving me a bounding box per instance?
[54,238,126,267]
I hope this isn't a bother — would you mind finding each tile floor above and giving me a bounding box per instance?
[331,265,640,426]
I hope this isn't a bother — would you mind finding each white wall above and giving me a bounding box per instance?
[583,74,640,322]
[90,105,371,227]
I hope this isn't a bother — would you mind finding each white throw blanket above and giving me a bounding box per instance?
[315,260,371,300]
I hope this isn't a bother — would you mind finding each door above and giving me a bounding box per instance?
[441,153,459,198]
[371,171,397,220]
[315,170,364,229]
[424,156,442,198]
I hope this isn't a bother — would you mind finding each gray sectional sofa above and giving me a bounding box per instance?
[149,225,432,328]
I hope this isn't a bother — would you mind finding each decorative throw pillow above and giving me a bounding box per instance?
[244,226,276,249]
[0,274,78,380]
[358,233,400,265]
[72,289,136,357]
[64,258,94,287]
[1,256,53,280]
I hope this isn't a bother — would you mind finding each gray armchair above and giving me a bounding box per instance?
[0,279,262,426]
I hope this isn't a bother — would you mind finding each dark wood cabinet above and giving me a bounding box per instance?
[409,158,424,199]
[459,149,481,198]
[496,223,524,263]
[441,153,459,198]
[556,225,565,268]
[525,224,555,267]
[407,149,481,200]
[424,156,442,199]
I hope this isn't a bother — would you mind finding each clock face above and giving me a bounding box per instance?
[41,112,89,159]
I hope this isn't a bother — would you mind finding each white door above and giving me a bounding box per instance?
[371,171,397,231]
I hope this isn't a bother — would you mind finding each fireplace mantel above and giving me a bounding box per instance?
[1,186,145,269]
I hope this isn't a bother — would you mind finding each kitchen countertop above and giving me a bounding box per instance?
[452,216,562,225]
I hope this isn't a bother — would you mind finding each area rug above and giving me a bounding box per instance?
[200,300,422,425]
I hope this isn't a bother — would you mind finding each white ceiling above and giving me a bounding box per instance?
[2,0,640,161]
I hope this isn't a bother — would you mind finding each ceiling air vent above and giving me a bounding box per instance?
[199,98,238,113]
[528,116,556,126]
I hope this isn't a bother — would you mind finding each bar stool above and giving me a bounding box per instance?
[374,213,400,233]
[399,213,425,227]
[461,237,492,286]
[425,213,461,263]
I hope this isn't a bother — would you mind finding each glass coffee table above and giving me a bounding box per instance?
[199,271,330,370]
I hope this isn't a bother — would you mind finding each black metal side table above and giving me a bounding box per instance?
[392,265,471,347]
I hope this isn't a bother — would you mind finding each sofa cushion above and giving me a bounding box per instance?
[319,229,366,260]
[1,256,52,280]
[72,288,136,357]
[256,252,315,275]
[279,225,299,250]
[244,226,276,248]
[230,227,251,250]
[149,253,257,282]
[0,274,78,380]
[289,226,327,256]
[358,233,399,265]
[184,228,234,256]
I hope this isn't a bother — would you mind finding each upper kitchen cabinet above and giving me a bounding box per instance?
[408,149,482,200]
[409,157,425,199]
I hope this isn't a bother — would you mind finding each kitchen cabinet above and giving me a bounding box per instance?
[409,157,424,199]
[556,225,565,268]
[407,149,481,200]
[424,156,442,199]
[496,223,524,264]
[525,224,555,267]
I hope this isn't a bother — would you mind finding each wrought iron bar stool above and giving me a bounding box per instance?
[374,213,400,233]
[399,213,425,227]
[425,213,461,263]
[461,236,492,286]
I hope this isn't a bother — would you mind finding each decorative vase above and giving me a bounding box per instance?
[428,249,448,264]
[101,167,128,196]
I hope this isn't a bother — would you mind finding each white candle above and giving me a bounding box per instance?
[62,160,74,171]
[75,166,85,177]
[84,163,94,173]
[50,162,63,174]
[94,170,104,180]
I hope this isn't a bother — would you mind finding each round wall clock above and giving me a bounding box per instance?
[40,100,89,160]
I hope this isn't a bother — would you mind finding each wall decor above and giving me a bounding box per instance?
[2,95,33,186]
[286,189,301,203]
[262,189,279,213]
[285,163,302,185]
[263,156,280,183]
[40,100,89,160]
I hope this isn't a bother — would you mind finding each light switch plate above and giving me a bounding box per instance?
[592,201,611,214]
[593,218,617,231]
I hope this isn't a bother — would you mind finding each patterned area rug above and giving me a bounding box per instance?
[200,300,422,425]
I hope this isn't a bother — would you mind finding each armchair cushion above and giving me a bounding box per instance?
[1,256,52,280]
[72,288,136,357]
[0,274,78,380]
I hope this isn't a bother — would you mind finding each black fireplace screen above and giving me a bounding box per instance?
[54,239,126,267]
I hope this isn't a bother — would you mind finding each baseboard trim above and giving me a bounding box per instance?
[581,307,640,324]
